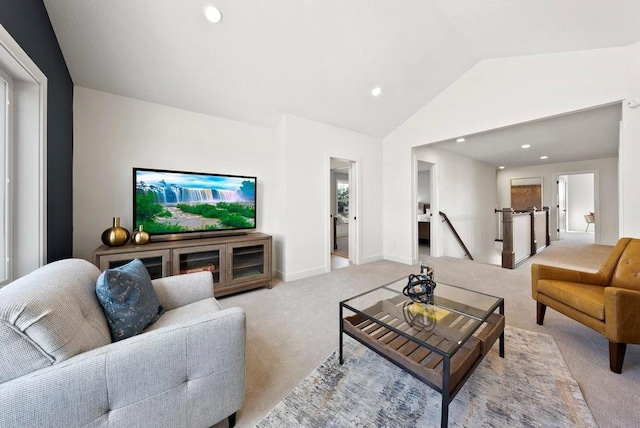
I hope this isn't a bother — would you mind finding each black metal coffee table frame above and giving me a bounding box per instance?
[339,278,505,427]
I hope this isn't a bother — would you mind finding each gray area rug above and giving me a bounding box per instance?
[256,326,596,428]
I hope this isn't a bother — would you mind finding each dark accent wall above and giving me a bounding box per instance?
[0,0,73,262]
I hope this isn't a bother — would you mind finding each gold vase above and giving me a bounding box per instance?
[101,217,130,247]
[131,225,150,245]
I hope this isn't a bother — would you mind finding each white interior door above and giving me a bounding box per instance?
[328,157,359,270]
[348,162,356,264]
[557,175,567,240]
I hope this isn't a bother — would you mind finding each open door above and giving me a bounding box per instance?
[557,175,567,240]
[416,161,432,260]
[329,158,358,270]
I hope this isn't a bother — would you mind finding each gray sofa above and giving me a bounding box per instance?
[0,258,246,428]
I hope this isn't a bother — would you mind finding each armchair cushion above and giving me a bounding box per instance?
[96,259,165,342]
[537,280,605,320]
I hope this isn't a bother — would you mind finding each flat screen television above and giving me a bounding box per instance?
[133,167,257,241]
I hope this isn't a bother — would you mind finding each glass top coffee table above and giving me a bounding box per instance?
[339,277,505,427]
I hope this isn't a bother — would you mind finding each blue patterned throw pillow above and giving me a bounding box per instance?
[96,259,165,342]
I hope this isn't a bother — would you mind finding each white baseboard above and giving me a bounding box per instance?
[383,254,414,265]
[359,254,383,264]
[279,265,329,282]
[276,254,410,282]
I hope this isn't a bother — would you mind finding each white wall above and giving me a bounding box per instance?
[272,115,287,276]
[567,173,594,232]
[73,88,277,262]
[281,114,383,281]
[496,158,618,245]
[620,41,640,238]
[384,47,628,263]
[74,91,382,282]
[414,146,497,264]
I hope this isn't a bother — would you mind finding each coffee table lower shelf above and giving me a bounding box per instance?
[340,306,504,427]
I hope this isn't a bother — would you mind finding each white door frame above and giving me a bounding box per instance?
[327,156,360,271]
[555,171,599,243]
[347,161,359,265]
[0,25,48,278]
[556,175,567,240]
[413,156,439,264]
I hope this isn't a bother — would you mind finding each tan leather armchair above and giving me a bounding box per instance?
[531,238,640,373]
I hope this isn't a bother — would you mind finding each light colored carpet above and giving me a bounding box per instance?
[256,327,596,428]
[218,237,640,428]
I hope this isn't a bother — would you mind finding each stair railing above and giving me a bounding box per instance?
[439,211,474,261]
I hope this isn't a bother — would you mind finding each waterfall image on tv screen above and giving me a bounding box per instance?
[134,168,256,236]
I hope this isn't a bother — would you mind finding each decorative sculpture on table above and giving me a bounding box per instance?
[403,262,437,329]
[131,225,150,245]
[101,217,130,247]
[403,262,436,304]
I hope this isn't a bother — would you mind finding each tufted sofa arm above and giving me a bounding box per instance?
[0,307,246,428]
[152,271,215,311]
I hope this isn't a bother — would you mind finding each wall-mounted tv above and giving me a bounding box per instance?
[133,167,257,241]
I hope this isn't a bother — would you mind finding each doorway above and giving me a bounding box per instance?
[556,173,595,243]
[416,161,433,260]
[330,158,355,270]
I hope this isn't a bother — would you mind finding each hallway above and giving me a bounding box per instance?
[421,230,596,269]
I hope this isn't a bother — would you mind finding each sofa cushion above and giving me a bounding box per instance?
[143,298,222,333]
[96,259,165,342]
[611,239,640,291]
[538,279,605,320]
[0,259,111,383]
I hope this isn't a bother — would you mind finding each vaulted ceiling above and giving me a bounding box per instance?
[44,1,640,140]
[433,103,622,169]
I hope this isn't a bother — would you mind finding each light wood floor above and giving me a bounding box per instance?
[331,236,351,270]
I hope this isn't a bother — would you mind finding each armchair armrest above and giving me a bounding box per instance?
[604,287,640,343]
[531,263,606,299]
[152,271,215,310]
[0,307,246,428]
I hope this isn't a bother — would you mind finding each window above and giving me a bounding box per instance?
[0,68,12,285]
[337,179,349,216]
[0,25,47,281]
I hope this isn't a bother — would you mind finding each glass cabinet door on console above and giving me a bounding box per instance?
[93,233,272,297]
[171,244,226,286]
[96,249,171,280]
[227,241,271,286]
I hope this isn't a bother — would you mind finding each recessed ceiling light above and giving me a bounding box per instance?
[498,166,505,170]
[204,5,222,23]
[456,138,465,143]
[521,144,531,149]
[540,155,548,160]
[371,87,382,97]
